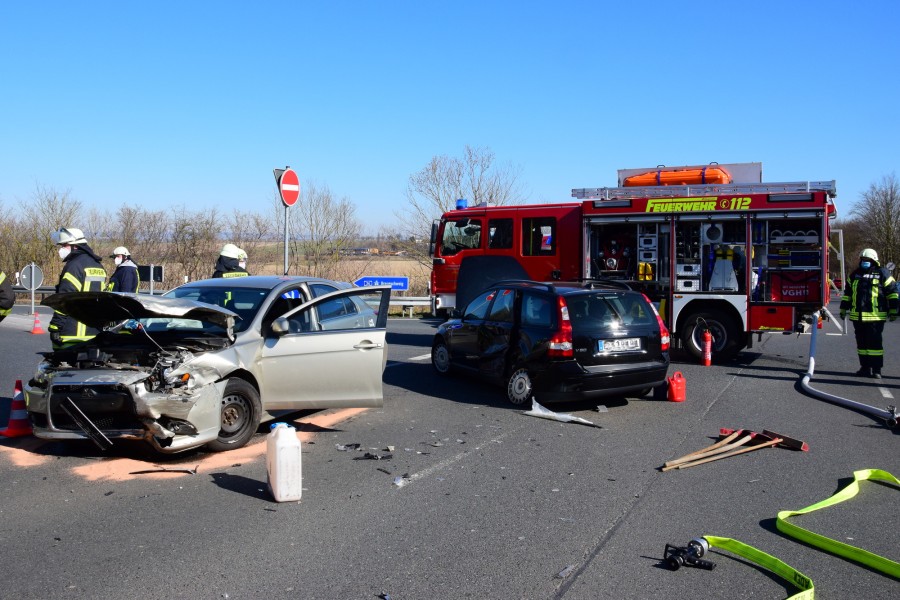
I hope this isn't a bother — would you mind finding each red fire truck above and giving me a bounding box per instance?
[429,163,837,360]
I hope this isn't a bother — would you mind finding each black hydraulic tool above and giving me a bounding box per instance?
[663,538,716,571]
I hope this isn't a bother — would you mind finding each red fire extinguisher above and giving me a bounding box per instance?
[701,329,712,367]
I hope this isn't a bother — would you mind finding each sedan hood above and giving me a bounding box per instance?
[42,292,238,330]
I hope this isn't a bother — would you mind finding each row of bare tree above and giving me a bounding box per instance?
[0,182,370,289]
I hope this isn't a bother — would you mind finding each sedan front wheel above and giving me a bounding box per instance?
[207,379,261,452]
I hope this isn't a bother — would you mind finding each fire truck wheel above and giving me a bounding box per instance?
[506,367,533,406]
[432,339,452,375]
[681,311,740,362]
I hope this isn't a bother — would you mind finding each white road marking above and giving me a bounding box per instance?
[384,353,431,369]
[397,431,509,489]
[878,387,894,399]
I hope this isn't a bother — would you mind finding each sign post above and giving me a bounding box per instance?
[20,262,44,315]
[274,167,300,276]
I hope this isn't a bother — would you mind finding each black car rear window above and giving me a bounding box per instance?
[567,292,654,328]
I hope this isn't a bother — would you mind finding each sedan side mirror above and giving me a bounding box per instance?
[271,317,290,337]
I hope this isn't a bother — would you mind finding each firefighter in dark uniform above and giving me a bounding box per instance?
[0,270,14,324]
[107,246,140,293]
[49,227,108,349]
[212,244,250,278]
[840,248,898,379]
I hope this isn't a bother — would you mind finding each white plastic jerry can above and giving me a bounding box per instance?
[266,422,303,502]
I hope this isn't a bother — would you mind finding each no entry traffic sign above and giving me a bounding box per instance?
[277,168,300,207]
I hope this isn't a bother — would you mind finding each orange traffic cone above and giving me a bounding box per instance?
[31,312,45,335]
[0,380,32,438]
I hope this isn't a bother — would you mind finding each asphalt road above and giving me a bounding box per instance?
[0,303,897,599]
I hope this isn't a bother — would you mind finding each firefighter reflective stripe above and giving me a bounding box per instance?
[63,272,82,289]
[776,469,900,578]
[222,271,249,278]
[83,267,106,291]
[62,268,107,292]
[702,536,814,600]
[857,348,885,357]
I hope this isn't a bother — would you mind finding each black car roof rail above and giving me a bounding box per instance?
[576,278,633,291]
[492,279,557,293]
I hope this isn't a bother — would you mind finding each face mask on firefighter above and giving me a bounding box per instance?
[861,260,872,269]
[58,246,71,260]
[115,256,123,266]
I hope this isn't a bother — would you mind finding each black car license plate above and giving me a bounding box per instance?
[598,337,640,352]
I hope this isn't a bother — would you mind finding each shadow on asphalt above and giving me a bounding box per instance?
[209,472,272,501]
[383,360,643,415]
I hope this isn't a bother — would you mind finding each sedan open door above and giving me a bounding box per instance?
[257,286,391,409]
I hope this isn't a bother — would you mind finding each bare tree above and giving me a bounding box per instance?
[226,208,275,269]
[169,207,222,282]
[20,185,83,284]
[850,173,900,270]
[137,209,172,267]
[289,181,363,280]
[397,145,525,265]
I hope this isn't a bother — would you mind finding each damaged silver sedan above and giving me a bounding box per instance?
[24,277,391,453]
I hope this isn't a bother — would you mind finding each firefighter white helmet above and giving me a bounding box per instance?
[237,248,248,260]
[51,227,87,245]
[110,246,130,258]
[860,248,879,262]
[220,243,242,259]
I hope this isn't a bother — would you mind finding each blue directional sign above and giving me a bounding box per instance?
[354,276,409,291]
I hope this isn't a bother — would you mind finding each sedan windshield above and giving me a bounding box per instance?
[165,286,270,333]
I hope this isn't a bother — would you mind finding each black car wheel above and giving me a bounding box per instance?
[432,339,451,375]
[506,367,533,406]
[206,379,261,452]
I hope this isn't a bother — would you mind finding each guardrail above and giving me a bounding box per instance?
[389,296,431,318]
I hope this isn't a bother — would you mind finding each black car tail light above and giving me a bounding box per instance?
[643,293,670,351]
[548,296,574,357]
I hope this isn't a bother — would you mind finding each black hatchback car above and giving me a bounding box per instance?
[431,280,670,405]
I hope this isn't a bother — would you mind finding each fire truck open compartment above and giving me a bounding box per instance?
[575,173,835,361]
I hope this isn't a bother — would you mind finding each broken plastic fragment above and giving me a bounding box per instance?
[335,443,361,452]
[556,565,576,579]
[595,405,608,413]
[523,400,600,427]
[393,473,411,487]
[353,453,393,461]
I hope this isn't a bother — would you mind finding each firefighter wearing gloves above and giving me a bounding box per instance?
[49,227,108,349]
[0,270,14,323]
[107,246,140,293]
[212,243,250,278]
[839,248,898,379]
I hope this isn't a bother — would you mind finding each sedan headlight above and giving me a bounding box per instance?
[165,371,195,389]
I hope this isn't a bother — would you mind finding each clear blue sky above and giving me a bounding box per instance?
[1,1,897,234]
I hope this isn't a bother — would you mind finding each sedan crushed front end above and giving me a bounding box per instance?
[25,292,241,453]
